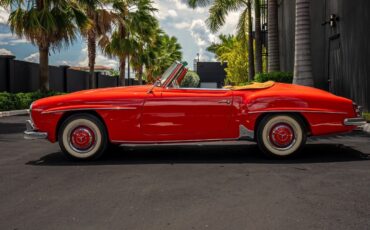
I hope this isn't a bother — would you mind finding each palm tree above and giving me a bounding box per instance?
[130,17,158,85]
[1,0,89,92]
[267,0,280,72]
[188,0,255,80]
[80,0,113,88]
[293,0,314,86]
[207,34,249,84]
[254,0,262,74]
[144,31,182,83]
[101,0,157,86]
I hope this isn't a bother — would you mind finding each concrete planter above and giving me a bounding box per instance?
[0,109,29,118]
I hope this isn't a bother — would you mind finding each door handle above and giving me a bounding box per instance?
[218,99,231,104]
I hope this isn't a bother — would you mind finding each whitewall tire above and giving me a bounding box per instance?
[58,114,108,160]
[257,114,307,158]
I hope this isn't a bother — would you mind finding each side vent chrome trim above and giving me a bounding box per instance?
[239,125,254,140]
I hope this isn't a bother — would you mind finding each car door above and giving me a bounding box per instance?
[140,87,234,141]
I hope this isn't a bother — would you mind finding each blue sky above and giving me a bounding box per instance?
[0,1,238,70]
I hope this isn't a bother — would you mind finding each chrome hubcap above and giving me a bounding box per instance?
[70,126,95,152]
[269,123,295,149]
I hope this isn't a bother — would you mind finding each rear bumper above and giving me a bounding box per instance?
[343,117,367,126]
[24,120,48,140]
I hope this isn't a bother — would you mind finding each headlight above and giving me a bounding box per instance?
[29,102,34,122]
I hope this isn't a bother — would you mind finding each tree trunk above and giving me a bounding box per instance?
[293,0,314,86]
[267,0,280,72]
[247,0,255,81]
[254,0,263,74]
[39,46,49,92]
[119,56,126,86]
[138,65,143,85]
[127,55,130,86]
[88,31,96,89]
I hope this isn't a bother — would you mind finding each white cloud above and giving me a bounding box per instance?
[0,48,13,55]
[168,9,178,18]
[218,11,241,35]
[78,46,118,69]
[174,22,190,29]
[153,0,241,62]
[189,19,216,47]
[24,52,39,63]
[0,7,9,24]
[0,32,29,45]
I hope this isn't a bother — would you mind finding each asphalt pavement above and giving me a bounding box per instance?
[1,115,370,230]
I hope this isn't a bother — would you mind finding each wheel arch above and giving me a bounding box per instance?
[254,112,312,139]
[55,110,109,142]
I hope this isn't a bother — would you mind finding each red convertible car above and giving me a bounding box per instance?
[25,62,366,160]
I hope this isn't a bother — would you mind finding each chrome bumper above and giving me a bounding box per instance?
[24,120,48,140]
[344,117,367,126]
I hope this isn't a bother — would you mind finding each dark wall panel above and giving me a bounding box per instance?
[98,74,118,88]
[11,60,39,93]
[66,69,89,92]
[196,62,227,84]
[49,66,65,92]
[279,0,370,111]
[0,56,11,91]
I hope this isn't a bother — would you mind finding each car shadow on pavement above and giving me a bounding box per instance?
[0,122,25,134]
[26,143,370,166]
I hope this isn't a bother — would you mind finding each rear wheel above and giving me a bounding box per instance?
[58,114,108,161]
[257,114,307,158]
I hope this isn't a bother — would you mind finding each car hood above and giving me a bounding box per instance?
[69,85,152,95]
[32,85,152,110]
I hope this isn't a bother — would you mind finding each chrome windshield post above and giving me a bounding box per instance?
[147,80,161,94]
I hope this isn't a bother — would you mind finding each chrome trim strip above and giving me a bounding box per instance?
[24,130,48,140]
[344,118,367,126]
[112,138,239,144]
[239,125,254,140]
[41,107,137,114]
[248,110,348,115]
[24,120,48,140]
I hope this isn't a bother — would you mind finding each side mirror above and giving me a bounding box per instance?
[147,80,161,94]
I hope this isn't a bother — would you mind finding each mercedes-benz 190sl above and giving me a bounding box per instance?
[24,62,366,160]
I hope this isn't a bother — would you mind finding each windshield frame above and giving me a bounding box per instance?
[158,62,185,87]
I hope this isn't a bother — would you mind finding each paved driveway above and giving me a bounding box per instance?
[1,115,370,230]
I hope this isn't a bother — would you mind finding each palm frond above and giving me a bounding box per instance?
[207,0,245,33]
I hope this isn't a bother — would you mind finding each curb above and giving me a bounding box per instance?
[363,123,370,134]
[0,109,29,118]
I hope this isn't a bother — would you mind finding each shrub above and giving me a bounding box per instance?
[0,92,18,111]
[180,71,200,88]
[254,72,293,83]
[0,91,64,111]
[363,112,370,122]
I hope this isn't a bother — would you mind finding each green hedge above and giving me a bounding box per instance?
[363,112,370,122]
[0,91,64,111]
[180,71,200,88]
[254,72,293,83]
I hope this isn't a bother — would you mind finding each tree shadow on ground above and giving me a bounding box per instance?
[26,143,370,166]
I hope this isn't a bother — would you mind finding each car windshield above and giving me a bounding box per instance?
[159,63,180,85]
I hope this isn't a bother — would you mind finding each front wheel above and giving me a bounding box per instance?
[257,114,307,158]
[58,114,108,161]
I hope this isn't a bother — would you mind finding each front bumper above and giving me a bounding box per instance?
[24,120,48,140]
[344,117,367,126]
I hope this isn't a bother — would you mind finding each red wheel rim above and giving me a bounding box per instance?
[269,123,295,148]
[70,126,95,151]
